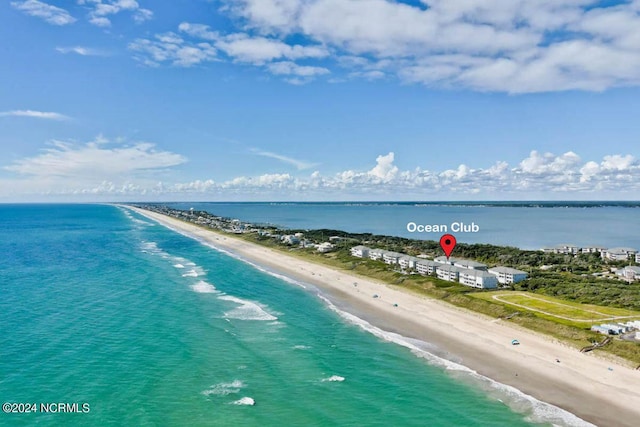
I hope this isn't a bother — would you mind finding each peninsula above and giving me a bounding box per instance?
[128,204,640,427]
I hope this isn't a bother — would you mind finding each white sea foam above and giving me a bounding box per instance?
[316,294,595,427]
[140,241,171,258]
[131,217,154,226]
[231,397,255,406]
[202,380,244,396]
[182,270,199,277]
[321,375,345,382]
[173,263,185,269]
[293,345,311,350]
[182,267,205,278]
[141,241,159,251]
[219,295,278,321]
[190,281,217,294]
[168,230,309,291]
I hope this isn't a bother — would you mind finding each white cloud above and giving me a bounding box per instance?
[178,22,219,41]
[0,110,70,120]
[250,148,319,170]
[132,22,329,82]
[4,137,186,180]
[267,61,329,77]
[11,0,76,25]
[214,33,328,65]
[79,0,153,27]
[151,150,640,196]
[55,46,104,56]
[369,152,398,181]
[129,33,217,67]
[4,147,640,199]
[213,0,640,92]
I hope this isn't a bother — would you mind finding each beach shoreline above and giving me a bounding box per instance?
[127,205,640,427]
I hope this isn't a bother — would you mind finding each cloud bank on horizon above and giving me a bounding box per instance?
[9,0,640,91]
[2,139,639,200]
[4,1,640,201]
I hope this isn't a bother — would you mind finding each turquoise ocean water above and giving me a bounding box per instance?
[1,204,590,426]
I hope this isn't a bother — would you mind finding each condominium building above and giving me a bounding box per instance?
[436,264,464,281]
[459,270,499,289]
[602,247,638,261]
[369,249,386,261]
[398,255,421,270]
[350,245,370,258]
[383,251,404,265]
[488,266,528,284]
[415,260,438,275]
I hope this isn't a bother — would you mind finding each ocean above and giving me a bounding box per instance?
[166,202,640,250]
[0,204,592,426]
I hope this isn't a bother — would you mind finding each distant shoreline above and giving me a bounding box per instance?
[125,205,640,426]
[161,200,640,208]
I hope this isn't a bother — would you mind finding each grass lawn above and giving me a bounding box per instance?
[471,291,640,326]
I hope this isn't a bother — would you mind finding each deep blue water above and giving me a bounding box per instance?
[165,202,640,250]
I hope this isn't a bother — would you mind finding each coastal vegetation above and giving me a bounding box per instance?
[136,205,640,364]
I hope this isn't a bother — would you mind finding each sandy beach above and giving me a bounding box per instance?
[129,206,640,427]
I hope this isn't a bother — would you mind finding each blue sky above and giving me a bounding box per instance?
[1,0,640,201]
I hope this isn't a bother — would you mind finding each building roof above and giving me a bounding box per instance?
[384,251,404,257]
[415,259,438,266]
[623,266,640,274]
[607,247,638,253]
[489,266,528,275]
[434,256,460,263]
[436,264,465,273]
[454,259,487,269]
[369,248,387,254]
[460,270,497,278]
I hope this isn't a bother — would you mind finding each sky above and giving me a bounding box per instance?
[1,0,640,202]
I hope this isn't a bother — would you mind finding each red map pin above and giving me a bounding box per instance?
[439,234,457,259]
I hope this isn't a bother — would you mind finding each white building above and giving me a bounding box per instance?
[369,249,386,261]
[281,235,300,245]
[383,251,403,265]
[436,264,464,282]
[581,246,607,254]
[618,266,640,281]
[350,245,370,258]
[434,256,460,265]
[624,320,640,330]
[459,270,499,289]
[542,244,579,254]
[415,260,438,275]
[488,266,529,284]
[636,253,640,263]
[317,242,335,253]
[398,255,421,270]
[602,247,638,261]
[454,259,487,271]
